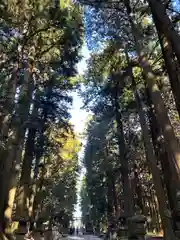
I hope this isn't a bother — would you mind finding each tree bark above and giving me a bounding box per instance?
[147,91,178,230]
[153,194,161,233]
[107,171,114,236]
[151,8,180,117]
[0,67,19,227]
[15,90,40,221]
[112,174,119,219]
[1,68,34,231]
[124,0,180,192]
[0,66,19,138]
[130,66,175,239]
[29,81,52,224]
[15,122,37,220]
[134,164,144,214]
[113,85,133,219]
[147,0,180,64]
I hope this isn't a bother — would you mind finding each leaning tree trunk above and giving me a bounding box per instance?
[147,0,180,64]
[151,8,180,117]
[147,91,178,230]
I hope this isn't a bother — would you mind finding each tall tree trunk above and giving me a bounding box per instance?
[0,65,19,137]
[147,0,180,64]
[124,0,180,194]
[147,90,178,229]
[147,196,155,233]
[134,164,144,214]
[29,81,52,225]
[15,108,38,221]
[107,171,114,236]
[30,160,45,227]
[129,66,175,239]
[1,68,34,232]
[29,146,43,222]
[112,174,118,219]
[151,10,180,117]
[30,118,47,224]
[113,86,133,219]
[152,194,161,233]
[0,67,19,227]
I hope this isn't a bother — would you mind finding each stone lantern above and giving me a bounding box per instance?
[128,215,146,240]
[117,215,128,238]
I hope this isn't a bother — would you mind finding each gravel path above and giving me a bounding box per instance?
[63,235,101,240]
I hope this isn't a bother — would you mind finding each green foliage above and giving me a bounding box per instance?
[0,0,84,232]
[80,35,161,233]
[80,0,180,236]
[81,96,119,230]
[40,127,81,226]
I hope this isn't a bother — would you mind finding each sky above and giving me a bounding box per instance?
[70,44,90,222]
[70,44,90,133]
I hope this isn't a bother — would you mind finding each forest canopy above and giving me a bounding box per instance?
[0,0,83,238]
[1,0,180,239]
[80,0,180,239]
